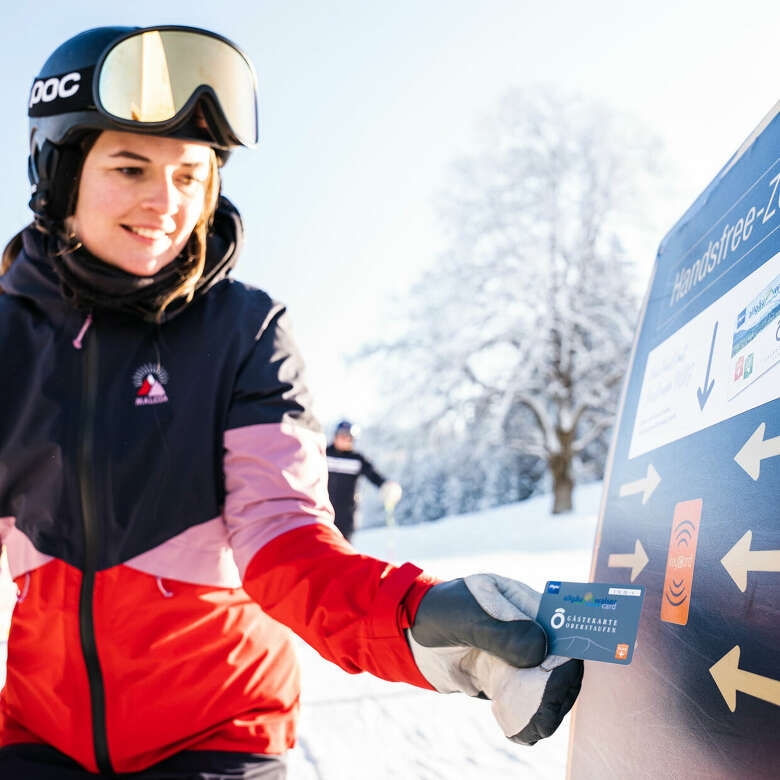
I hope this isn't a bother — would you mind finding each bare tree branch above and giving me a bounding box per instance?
[349,87,663,519]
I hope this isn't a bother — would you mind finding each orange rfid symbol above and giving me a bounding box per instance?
[661,499,703,625]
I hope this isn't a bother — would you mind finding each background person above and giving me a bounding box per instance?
[326,419,402,541]
[0,25,582,779]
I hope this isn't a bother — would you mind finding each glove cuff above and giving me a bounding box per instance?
[405,629,482,696]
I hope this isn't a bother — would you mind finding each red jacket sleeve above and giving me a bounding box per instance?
[242,523,438,689]
[223,306,437,688]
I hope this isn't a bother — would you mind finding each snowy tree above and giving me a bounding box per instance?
[360,88,664,514]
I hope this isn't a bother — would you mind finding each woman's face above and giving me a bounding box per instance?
[71,130,213,276]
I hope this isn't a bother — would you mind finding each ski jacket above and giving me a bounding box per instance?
[325,445,386,519]
[0,224,436,774]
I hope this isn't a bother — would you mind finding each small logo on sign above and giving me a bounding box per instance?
[615,643,629,660]
[744,352,754,379]
[133,363,169,406]
[547,581,561,594]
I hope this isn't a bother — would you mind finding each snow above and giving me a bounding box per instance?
[0,483,602,779]
[288,482,602,779]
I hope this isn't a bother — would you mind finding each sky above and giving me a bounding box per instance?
[2,1,780,425]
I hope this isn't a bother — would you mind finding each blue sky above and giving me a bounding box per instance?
[2,1,779,424]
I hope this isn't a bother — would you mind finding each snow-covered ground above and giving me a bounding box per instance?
[0,483,602,779]
[288,483,602,780]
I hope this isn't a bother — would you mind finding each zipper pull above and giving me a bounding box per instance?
[72,313,93,350]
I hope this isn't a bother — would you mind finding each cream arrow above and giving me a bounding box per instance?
[709,645,780,712]
[607,539,649,582]
[721,530,780,592]
[618,463,661,504]
[734,422,780,480]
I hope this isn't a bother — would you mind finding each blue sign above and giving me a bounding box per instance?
[568,105,780,779]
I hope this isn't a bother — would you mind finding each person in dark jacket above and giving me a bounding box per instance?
[326,420,402,541]
[0,24,583,780]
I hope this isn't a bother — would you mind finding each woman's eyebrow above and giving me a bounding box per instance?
[108,150,206,168]
[109,150,150,162]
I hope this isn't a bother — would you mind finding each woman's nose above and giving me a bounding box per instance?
[142,174,179,214]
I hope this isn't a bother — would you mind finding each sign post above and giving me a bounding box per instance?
[567,102,780,779]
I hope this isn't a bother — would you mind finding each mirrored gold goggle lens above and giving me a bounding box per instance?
[98,30,257,145]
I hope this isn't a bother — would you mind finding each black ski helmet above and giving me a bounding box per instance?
[27,25,259,222]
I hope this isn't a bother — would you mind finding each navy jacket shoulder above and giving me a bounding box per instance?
[0,255,318,570]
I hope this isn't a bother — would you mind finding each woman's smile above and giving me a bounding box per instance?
[120,224,174,245]
[71,131,211,275]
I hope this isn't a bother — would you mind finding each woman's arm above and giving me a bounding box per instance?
[222,299,582,741]
[222,301,437,686]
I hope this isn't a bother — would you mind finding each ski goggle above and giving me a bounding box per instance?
[98,27,258,147]
[29,26,258,148]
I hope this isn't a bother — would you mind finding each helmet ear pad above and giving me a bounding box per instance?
[28,132,99,223]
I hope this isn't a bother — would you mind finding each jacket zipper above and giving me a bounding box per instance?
[77,321,113,775]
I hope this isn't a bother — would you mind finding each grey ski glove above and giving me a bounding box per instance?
[407,573,583,745]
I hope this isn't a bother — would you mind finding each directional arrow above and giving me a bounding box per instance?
[618,463,660,504]
[607,539,649,582]
[734,422,780,480]
[696,321,718,410]
[721,530,780,592]
[709,645,780,712]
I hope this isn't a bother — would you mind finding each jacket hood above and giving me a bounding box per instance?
[0,196,244,323]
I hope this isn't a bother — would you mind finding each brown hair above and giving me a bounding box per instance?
[157,149,221,318]
[0,146,222,318]
[1,230,24,277]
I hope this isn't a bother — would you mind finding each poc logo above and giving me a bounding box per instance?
[29,73,81,108]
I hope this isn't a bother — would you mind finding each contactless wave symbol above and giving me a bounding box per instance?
[660,500,702,626]
[663,517,696,608]
[665,577,687,607]
[673,519,696,548]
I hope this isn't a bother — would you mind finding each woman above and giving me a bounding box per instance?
[0,25,582,778]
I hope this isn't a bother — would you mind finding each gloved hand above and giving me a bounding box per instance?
[407,573,583,745]
[380,480,403,510]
